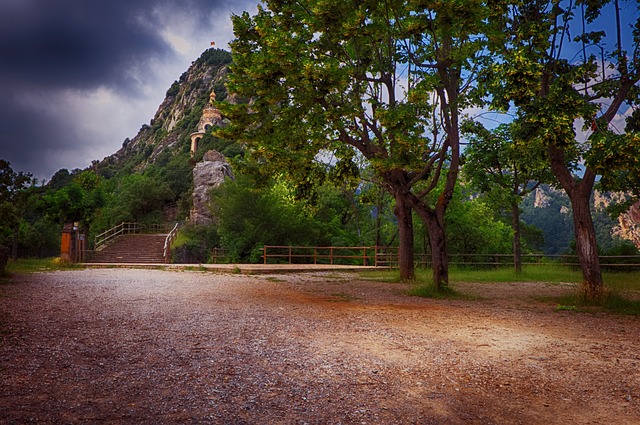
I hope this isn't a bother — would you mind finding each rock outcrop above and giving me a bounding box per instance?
[190,150,233,225]
[614,201,640,248]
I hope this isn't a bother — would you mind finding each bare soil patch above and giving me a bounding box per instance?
[1,269,638,424]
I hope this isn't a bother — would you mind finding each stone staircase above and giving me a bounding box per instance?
[88,234,167,264]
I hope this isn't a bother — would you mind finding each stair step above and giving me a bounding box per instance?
[89,234,168,264]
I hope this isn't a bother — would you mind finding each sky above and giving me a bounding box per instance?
[0,1,636,182]
[0,0,257,182]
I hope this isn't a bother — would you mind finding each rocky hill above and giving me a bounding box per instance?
[95,48,233,177]
[522,185,640,254]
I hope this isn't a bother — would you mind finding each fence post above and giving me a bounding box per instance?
[288,246,292,264]
[263,245,267,265]
[363,247,367,266]
[330,247,334,265]
[314,248,317,265]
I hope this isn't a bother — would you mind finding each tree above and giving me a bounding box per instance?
[44,170,104,229]
[463,122,554,271]
[219,0,488,286]
[486,0,640,299]
[0,160,33,259]
[110,174,174,224]
[211,175,324,262]
[445,188,513,263]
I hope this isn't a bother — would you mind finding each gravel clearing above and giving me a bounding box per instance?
[1,268,639,424]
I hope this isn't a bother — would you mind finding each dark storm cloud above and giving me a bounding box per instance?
[0,0,223,91]
[0,0,242,180]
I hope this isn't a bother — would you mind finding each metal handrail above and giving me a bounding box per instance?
[94,222,141,251]
[163,222,180,263]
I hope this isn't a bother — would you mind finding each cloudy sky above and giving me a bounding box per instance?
[0,0,257,181]
[1,1,636,182]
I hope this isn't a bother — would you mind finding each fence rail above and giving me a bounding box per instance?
[261,245,640,269]
[376,250,640,269]
[263,245,394,266]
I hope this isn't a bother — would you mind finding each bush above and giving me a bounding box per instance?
[171,225,219,264]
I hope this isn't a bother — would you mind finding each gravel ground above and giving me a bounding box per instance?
[0,268,639,424]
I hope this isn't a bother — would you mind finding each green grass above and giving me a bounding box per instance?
[552,291,640,315]
[360,266,640,311]
[449,264,583,283]
[360,265,582,285]
[5,258,81,275]
[599,271,640,293]
[360,268,435,283]
[359,269,473,300]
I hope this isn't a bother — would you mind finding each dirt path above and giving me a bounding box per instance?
[0,269,638,424]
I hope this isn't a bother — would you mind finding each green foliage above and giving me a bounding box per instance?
[407,282,464,299]
[144,151,193,208]
[42,170,104,226]
[484,0,640,293]
[196,48,232,67]
[599,241,640,271]
[47,168,73,190]
[211,175,325,262]
[193,133,243,161]
[171,224,220,264]
[0,160,33,234]
[107,174,173,225]
[463,121,553,200]
[166,81,180,97]
[587,132,640,195]
[446,193,513,256]
[17,217,61,258]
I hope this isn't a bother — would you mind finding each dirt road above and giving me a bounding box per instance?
[1,269,638,424]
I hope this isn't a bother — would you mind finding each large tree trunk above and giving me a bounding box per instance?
[548,146,603,299]
[426,211,448,289]
[512,203,522,273]
[394,194,415,281]
[570,190,604,299]
[412,205,449,290]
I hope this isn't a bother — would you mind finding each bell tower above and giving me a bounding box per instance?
[190,90,223,156]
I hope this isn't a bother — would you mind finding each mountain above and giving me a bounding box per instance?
[521,185,639,254]
[94,48,233,178]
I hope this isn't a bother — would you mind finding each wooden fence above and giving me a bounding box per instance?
[261,245,640,269]
[262,245,387,266]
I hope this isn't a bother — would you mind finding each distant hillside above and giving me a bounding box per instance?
[521,185,636,255]
[94,48,233,178]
